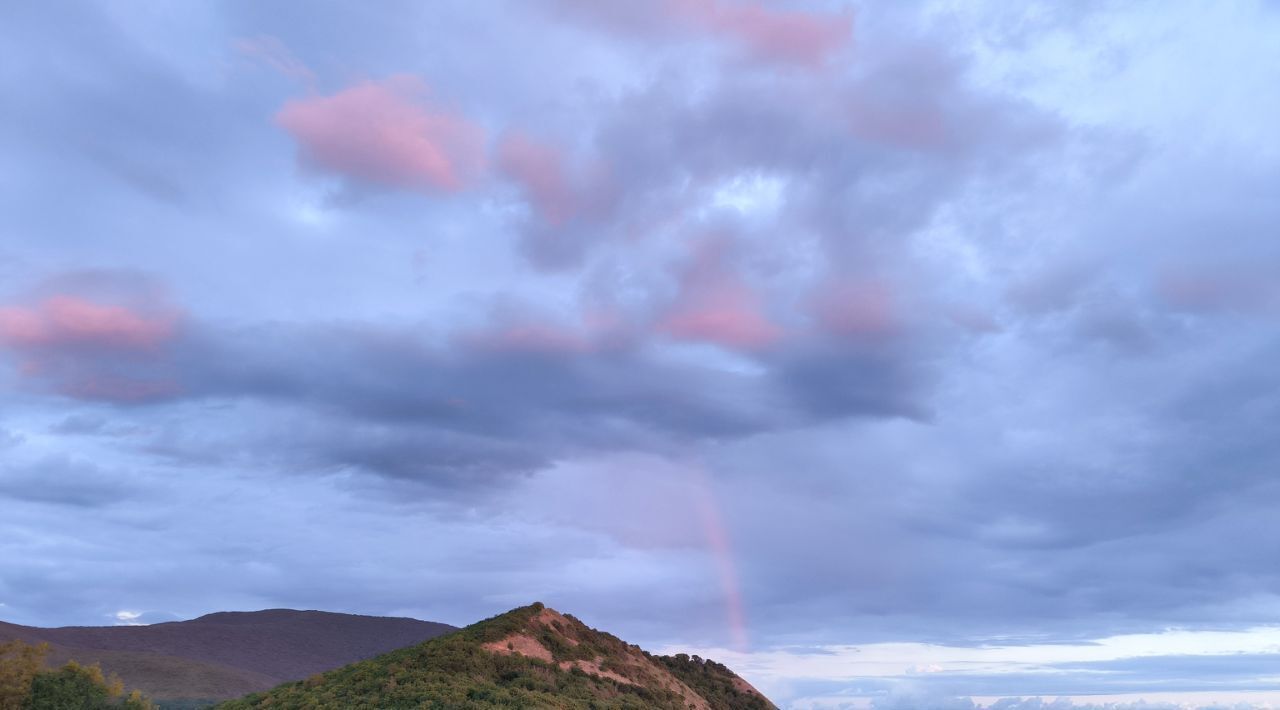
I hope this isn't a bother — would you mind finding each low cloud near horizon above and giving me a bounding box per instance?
[3,1,1280,707]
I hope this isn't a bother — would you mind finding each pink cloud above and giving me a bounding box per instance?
[463,304,635,356]
[497,132,576,225]
[276,76,484,193]
[661,295,782,349]
[0,296,177,350]
[670,0,854,67]
[0,293,182,403]
[811,281,900,339]
[659,241,783,350]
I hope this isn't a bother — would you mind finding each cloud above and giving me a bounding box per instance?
[550,0,853,67]
[235,35,316,87]
[492,134,621,268]
[0,295,175,350]
[460,302,635,356]
[497,132,578,227]
[668,0,854,67]
[0,273,183,403]
[0,427,23,449]
[676,626,1280,706]
[0,456,139,508]
[0,269,932,492]
[1157,269,1280,317]
[154,318,795,484]
[658,237,784,350]
[276,75,484,193]
[494,32,1060,270]
[810,280,901,339]
[6,4,1280,709]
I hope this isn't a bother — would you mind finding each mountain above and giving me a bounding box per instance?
[217,602,775,709]
[0,609,456,707]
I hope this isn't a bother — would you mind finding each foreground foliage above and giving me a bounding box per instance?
[0,640,45,709]
[0,640,156,710]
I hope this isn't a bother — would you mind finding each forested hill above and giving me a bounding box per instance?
[217,602,775,710]
[0,609,455,705]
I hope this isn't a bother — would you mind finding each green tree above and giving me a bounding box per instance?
[117,690,155,710]
[0,640,48,710]
[24,659,155,709]
[25,660,113,709]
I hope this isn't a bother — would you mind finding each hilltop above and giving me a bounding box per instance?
[0,609,455,706]
[217,602,774,709]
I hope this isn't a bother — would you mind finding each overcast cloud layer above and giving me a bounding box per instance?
[3,1,1280,708]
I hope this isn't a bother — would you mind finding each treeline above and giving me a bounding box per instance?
[652,653,774,710]
[0,640,155,710]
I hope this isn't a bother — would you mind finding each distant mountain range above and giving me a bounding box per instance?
[0,608,455,706]
[2,603,773,709]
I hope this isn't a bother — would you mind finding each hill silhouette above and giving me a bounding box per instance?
[217,602,774,709]
[0,609,455,706]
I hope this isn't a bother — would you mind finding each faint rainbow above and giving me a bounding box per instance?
[691,465,750,651]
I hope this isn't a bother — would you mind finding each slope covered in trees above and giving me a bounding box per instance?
[217,603,774,710]
[0,610,454,706]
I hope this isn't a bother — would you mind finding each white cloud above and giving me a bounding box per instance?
[113,610,145,626]
[666,626,1280,707]
[709,172,786,218]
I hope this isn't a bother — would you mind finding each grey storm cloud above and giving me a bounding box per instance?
[0,456,139,509]
[3,301,930,491]
[3,1,1280,707]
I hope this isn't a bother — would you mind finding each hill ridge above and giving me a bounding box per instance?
[217,602,775,710]
[0,609,456,704]
[187,608,430,625]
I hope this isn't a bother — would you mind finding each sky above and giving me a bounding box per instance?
[2,1,1280,708]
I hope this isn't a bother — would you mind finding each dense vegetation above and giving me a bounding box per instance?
[151,700,218,710]
[0,640,156,709]
[216,603,773,710]
[651,653,773,710]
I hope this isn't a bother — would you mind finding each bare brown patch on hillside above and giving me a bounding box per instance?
[561,652,710,710]
[480,609,584,661]
[478,606,714,709]
[533,607,581,645]
[558,658,633,685]
[480,633,554,662]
